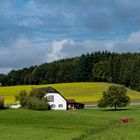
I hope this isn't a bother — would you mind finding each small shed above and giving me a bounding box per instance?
[67,99,84,110]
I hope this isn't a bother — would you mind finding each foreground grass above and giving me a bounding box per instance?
[0,82,140,104]
[0,108,140,140]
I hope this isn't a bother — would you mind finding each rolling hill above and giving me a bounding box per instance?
[0,82,140,104]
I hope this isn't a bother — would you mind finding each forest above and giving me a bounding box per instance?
[0,51,140,91]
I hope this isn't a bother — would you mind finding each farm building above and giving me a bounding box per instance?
[37,87,84,110]
[0,97,5,109]
[10,104,21,109]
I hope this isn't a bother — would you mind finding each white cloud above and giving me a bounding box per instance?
[0,31,140,74]
[127,31,140,44]
[46,31,140,63]
[46,39,116,62]
[114,31,140,52]
[46,39,74,62]
[0,38,46,69]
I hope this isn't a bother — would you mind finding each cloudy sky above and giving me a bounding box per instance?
[0,0,140,73]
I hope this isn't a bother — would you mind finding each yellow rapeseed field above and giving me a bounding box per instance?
[0,82,140,104]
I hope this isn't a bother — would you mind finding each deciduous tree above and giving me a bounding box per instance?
[98,85,130,110]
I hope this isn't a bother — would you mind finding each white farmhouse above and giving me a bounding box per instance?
[37,87,84,110]
[44,93,67,110]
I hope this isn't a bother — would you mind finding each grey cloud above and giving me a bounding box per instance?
[0,0,140,74]
[46,39,114,62]
[46,31,140,63]
[1,0,140,41]
[0,30,140,74]
[113,43,140,52]
[0,38,47,68]
[113,31,140,52]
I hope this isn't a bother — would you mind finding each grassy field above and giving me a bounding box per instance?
[0,82,140,104]
[0,108,140,140]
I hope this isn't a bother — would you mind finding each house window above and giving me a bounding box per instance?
[51,104,55,108]
[48,95,54,102]
[59,104,63,108]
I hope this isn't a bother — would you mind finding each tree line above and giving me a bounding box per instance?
[0,51,140,91]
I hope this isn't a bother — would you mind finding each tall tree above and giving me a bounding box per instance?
[98,85,130,110]
[130,59,140,91]
[92,61,112,82]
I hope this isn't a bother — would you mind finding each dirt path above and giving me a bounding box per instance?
[83,99,140,107]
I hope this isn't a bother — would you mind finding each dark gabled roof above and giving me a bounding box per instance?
[36,87,84,106]
[36,86,67,101]
[36,86,60,93]
[66,99,76,103]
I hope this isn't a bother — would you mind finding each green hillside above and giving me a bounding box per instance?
[0,82,140,104]
[0,108,140,140]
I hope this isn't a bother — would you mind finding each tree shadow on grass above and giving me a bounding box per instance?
[101,108,130,111]
[0,107,9,110]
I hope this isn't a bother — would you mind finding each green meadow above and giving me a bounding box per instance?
[0,108,140,140]
[0,82,140,140]
[0,82,140,104]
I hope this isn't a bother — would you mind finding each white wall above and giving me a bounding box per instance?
[10,104,21,109]
[44,93,67,110]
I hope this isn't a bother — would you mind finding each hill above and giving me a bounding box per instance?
[0,82,140,104]
[0,52,140,92]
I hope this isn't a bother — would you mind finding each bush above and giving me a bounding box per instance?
[15,89,49,110]
[29,89,46,99]
[15,90,28,107]
[27,97,49,110]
